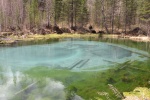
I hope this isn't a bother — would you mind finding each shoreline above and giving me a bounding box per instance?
[103,34,150,42]
[0,33,98,46]
[0,33,150,46]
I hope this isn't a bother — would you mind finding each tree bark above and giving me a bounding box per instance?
[124,0,127,34]
[101,0,110,34]
[22,1,27,31]
[71,0,74,28]
[111,0,115,34]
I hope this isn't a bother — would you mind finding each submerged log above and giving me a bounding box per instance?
[69,60,84,70]
[103,59,120,64]
[77,59,90,68]
[129,67,150,72]
[119,60,135,69]
[131,51,150,58]
[14,81,38,96]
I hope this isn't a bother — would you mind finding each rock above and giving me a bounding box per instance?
[39,28,46,35]
[128,27,147,36]
[77,27,90,34]
[91,30,96,34]
[123,87,150,100]
[98,31,105,34]
[89,25,93,30]
[71,26,77,31]
[60,28,71,33]
[53,26,63,34]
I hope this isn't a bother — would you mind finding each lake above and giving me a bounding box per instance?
[0,38,150,100]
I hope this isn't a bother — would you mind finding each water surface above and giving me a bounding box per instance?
[0,40,149,100]
[0,41,147,71]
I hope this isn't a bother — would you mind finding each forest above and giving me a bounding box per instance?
[0,0,150,100]
[0,0,149,35]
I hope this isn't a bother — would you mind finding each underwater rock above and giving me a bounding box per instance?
[123,87,150,100]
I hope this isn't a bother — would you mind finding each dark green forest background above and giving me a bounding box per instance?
[0,0,149,35]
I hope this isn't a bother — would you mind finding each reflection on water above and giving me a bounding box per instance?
[0,40,149,99]
[0,41,148,71]
[0,67,66,100]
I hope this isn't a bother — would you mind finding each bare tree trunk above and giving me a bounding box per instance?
[47,11,50,27]
[147,22,150,37]
[54,0,56,26]
[117,0,121,31]
[101,0,110,34]
[111,0,115,34]
[22,1,27,31]
[71,0,74,28]
[46,0,52,28]
[67,9,70,28]
[8,0,12,30]
[0,23,1,32]
[29,0,32,29]
[124,0,127,34]
[74,1,77,27]
[0,0,2,32]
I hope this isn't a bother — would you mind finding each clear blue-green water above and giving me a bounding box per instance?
[0,40,149,100]
[0,41,147,71]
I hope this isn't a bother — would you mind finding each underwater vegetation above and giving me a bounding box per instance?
[0,38,150,100]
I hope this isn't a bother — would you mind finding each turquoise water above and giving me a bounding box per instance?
[0,41,148,71]
[0,40,149,100]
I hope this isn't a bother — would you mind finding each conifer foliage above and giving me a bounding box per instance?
[0,0,149,34]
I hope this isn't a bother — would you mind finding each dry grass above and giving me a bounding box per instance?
[1,33,150,45]
[0,33,98,45]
